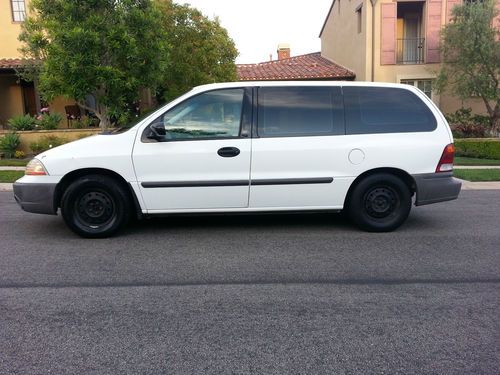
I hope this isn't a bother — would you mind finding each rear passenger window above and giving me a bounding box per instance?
[343,87,437,134]
[258,87,343,137]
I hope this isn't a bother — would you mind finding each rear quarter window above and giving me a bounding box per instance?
[257,86,344,137]
[343,87,437,135]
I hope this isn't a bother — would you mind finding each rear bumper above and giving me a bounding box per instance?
[413,172,461,206]
[13,182,58,215]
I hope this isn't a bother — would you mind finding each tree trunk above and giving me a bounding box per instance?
[491,116,500,138]
[490,103,500,138]
[77,101,110,133]
[99,105,110,133]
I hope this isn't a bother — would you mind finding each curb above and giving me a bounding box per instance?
[0,183,13,191]
[457,179,500,190]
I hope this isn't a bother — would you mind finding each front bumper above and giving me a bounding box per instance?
[13,182,58,215]
[413,172,462,206]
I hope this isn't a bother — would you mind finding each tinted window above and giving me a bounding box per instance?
[147,89,244,141]
[343,87,437,134]
[258,87,343,137]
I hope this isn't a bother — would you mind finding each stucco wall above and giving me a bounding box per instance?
[320,0,369,80]
[0,0,31,58]
[0,75,24,127]
[0,128,101,154]
[48,96,78,128]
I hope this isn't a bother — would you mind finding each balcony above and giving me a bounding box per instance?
[396,38,425,64]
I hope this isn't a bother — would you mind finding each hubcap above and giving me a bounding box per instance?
[76,191,114,226]
[364,187,398,219]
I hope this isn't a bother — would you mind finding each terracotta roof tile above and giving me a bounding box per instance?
[0,58,29,69]
[237,52,355,81]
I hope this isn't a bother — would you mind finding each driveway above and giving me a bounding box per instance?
[0,190,499,374]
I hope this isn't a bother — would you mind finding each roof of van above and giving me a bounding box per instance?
[191,81,414,92]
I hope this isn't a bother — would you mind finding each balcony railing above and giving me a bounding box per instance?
[397,38,425,64]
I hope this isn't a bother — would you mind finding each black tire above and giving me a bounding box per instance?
[347,173,411,232]
[60,175,131,238]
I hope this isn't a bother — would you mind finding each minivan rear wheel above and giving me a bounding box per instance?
[61,175,131,238]
[347,173,411,232]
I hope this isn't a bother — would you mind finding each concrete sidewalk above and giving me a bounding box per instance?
[0,166,26,171]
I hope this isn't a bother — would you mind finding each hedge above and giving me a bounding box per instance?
[454,139,500,160]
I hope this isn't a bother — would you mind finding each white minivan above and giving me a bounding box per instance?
[14,82,461,237]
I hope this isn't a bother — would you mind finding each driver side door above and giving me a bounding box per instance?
[132,88,252,212]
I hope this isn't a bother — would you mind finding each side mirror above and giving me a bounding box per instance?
[147,123,167,141]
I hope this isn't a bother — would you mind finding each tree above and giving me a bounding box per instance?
[19,0,170,131]
[155,1,238,102]
[436,0,500,134]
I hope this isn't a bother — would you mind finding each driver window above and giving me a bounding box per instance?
[153,89,244,140]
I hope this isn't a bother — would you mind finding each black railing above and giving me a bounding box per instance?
[396,38,425,64]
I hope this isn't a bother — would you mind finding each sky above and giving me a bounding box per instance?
[173,0,333,64]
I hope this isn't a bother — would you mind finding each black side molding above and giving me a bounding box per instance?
[141,177,333,188]
[252,177,333,186]
[142,180,249,188]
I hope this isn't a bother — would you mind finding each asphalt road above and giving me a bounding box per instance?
[0,190,499,374]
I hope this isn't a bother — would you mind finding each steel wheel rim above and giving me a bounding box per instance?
[364,186,399,219]
[75,190,115,228]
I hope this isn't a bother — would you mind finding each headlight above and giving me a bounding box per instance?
[25,158,49,176]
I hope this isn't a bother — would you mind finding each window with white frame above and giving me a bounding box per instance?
[401,79,433,99]
[11,0,26,22]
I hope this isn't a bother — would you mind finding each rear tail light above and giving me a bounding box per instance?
[436,143,455,173]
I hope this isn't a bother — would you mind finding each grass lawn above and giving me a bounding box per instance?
[0,159,30,167]
[454,156,500,166]
[454,169,500,182]
[0,171,24,183]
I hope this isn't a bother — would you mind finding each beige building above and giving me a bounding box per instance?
[319,0,495,116]
[0,0,87,128]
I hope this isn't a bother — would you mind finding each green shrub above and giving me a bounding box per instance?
[446,108,491,138]
[0,133,21,158]
[454,139,500,159]
[30,136,68,154]
[38,112,63,130]
[7,114,37,131]
[446,108,490,126]
[73,116,97,129]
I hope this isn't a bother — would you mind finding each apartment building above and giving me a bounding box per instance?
[319,0,496,115]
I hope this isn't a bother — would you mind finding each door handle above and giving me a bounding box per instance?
[217,147,240,158]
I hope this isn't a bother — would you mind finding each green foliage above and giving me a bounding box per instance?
[455,156,500,166]
[0,171,25,183]
[436,0,500,130]
[0,133,21,159]
[453,169,500,182]
[454,139,500,159]
[73,116,97,129]
[446,108,490,127]
[0,159,29,166]
[8,114,37,131]
[446,108,491,138]
[38,112,63,130]
[156,1,238,102]
[30,135,68,154]
[19,0,170,131]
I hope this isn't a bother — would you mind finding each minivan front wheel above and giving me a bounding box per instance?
[61,175,131,238]
[347,174,411,232]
